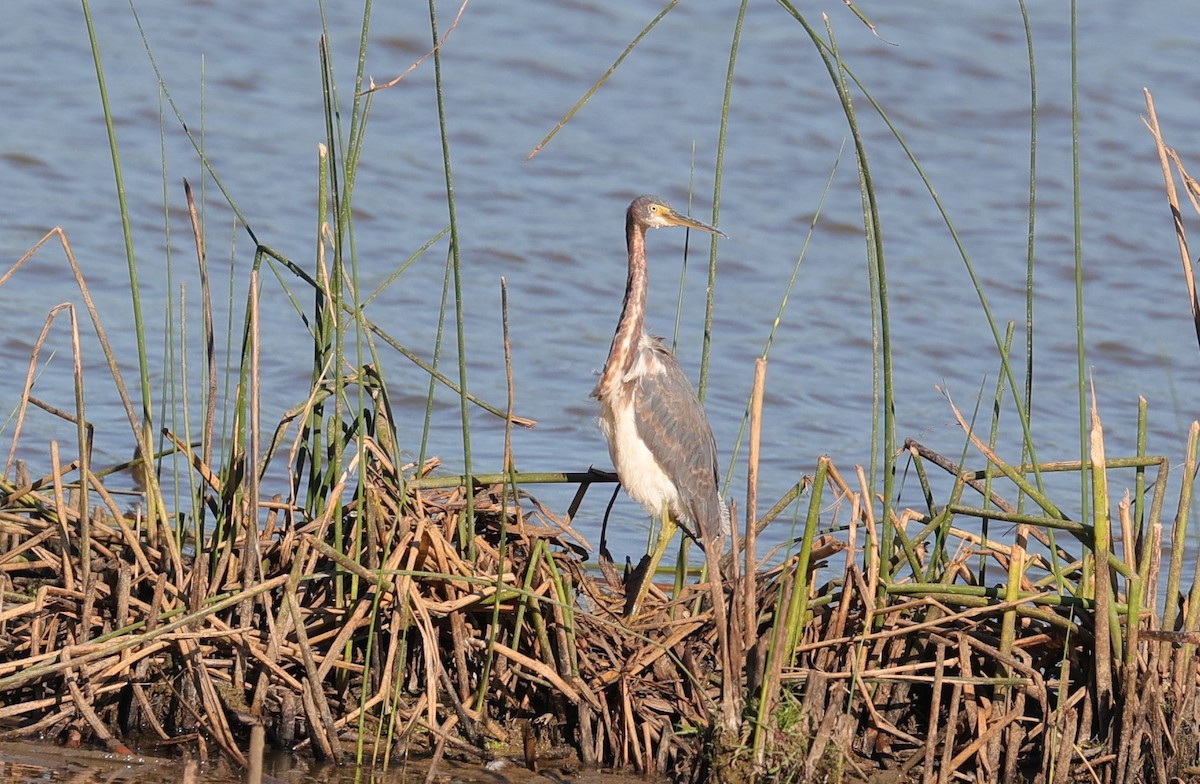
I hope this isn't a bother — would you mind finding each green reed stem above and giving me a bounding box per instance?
[723,149,841,493]
[508,539,547,660]
[80,0,160,526]
[947,379,989,584]
[419,251,454,472]
[545,548,580,676]
[697,0,746,402]
[1070,0,1089,540]
[475,278,519,717]
[785,456,828,656]
[427,0,474,558]
[526,0,682,160]
[1135,397,1149,536]
[128,5,257,247]
[1164,422,1200,635]
[1181,485,1200,666]
[1125,397,1151,667]
[979,325,1017,587]
[305,144,333,518]
[319,38,350,608]
[1019,0,1038,484]
[153,103,178,540]
[824,18,895,593]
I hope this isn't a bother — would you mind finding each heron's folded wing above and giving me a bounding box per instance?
[631,340,723,540]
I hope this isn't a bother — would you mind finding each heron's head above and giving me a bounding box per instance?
[628,195,727,237]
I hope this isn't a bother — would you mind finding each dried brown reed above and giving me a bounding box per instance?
[0,442,736,777]
[2,414,1199,783]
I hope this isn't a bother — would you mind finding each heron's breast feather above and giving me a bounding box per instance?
[599,393,682,521]
[595,335,690,521]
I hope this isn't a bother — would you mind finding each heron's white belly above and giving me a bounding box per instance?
[599,399,679,520]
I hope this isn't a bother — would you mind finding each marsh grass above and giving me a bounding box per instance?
[1,3,1200,784]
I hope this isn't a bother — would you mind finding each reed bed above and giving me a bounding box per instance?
[1,406,1199,782]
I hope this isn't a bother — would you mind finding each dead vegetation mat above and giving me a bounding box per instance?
[0,452,1197,784]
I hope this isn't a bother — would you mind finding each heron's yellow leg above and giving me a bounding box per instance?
[623,507,679,618]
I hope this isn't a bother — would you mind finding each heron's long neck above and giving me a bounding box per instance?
[604,221,648,384]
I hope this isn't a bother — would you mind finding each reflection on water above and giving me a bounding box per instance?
[0,742,198,784]
[0,740,663,784]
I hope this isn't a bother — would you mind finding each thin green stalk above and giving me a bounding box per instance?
[526,0,683,160]
[1135,399,1148,536]
[156,96,185,552]
[362,227,450,310]
[909,449,937,518]
[177,282,201,555]
[428,0,474,558]
[544,548,581,676]
[81,0,160,528]
[1070,0,1089,541]
[128,2,258,246]
[409,470,617,490]
[355,585,386,766]
[507,539,548,660]
[671,144,698,354]
[1018,0,1038,490]
[1139,439,1169,620]
[981,324,1018,587]
[785,456,828,656]
[923,474,969,561]
[320,0,374,217]
[1180,489,1200,665]
[303,145,334,518]
[1164,422,1200,637]
[474,278,519,716]
[944,507,1088,538]
[1124,397,1151,666]
[945,378,991,583]
[822,18,894,594]
[698,0,747,401]
[418,250,455,471]
[318,6,378,584]
[319,39,349,606]
[723,147,841,493]
[966,455,1163,478]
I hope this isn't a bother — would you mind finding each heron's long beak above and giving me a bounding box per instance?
[665,209,728,238]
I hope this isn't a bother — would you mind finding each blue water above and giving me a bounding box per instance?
[2,1,1200,564]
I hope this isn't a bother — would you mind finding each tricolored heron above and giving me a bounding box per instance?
[592,194,728,617]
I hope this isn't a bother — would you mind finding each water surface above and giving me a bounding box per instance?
[2,2,1199,560]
